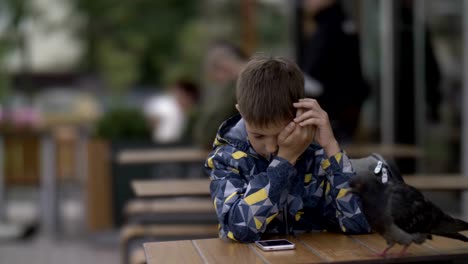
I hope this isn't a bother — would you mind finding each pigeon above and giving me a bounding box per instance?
[349,174,468,257]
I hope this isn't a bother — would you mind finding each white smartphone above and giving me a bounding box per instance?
[255,239,296,251]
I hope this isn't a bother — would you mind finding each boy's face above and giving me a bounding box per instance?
[244,120,290,159]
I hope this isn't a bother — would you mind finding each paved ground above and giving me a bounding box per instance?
[0,232,119,264]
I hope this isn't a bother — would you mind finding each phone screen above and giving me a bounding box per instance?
[257,239,294,247]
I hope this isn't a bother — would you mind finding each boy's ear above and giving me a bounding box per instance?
[235,104,240,113]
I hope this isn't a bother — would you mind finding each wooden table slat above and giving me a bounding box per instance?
[424,231,468,253]
[193,238,264,264]
[250,235,325,264]
[144,240,204,264]
[351,233,437,257]
[298,232,379,262]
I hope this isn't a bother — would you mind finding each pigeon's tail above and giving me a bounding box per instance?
[431,212,468,241]
[433,214,468,234]
[432,232,468,242]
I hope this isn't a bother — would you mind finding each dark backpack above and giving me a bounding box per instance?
[350,153,405,184]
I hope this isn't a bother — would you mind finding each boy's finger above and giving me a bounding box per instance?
[296,107,304,118]
[298,118,323,127]
[300,98,319,104]
[294,109,322,123]
[278,122,295,142]
[294,99,323,110]
[293,101,314,109]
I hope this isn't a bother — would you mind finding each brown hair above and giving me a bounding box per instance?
[236,56,305,127]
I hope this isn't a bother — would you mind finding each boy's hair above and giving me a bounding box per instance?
[236,56,305,127]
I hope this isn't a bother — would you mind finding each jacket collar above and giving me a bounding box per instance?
[214,114,260,158]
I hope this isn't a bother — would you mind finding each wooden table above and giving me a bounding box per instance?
[144,232,468,264]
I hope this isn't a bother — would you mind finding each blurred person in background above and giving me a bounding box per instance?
[172,80,201,143]
[299,0,370,142]
[193,41,248,150]
[144,79,200,144]
[0,104,2,123]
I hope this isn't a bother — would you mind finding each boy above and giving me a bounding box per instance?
[205,56,371,243]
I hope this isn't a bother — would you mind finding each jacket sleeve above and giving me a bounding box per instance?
[205,145,296,242]
[318,150,371,234]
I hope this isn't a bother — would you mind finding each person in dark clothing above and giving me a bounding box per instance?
[395,2,441,145]
[300,0,370,142]
[393,1,441,173]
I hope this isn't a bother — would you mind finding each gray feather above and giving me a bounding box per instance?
[350,173,468,246]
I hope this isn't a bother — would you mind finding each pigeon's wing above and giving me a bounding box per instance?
[388,183,438,234]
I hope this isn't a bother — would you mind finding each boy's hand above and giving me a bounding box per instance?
[293,98,340,157]
[277,110,314,165]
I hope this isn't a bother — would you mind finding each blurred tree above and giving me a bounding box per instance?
[0,0,31,102]
[94,107,151,141]
[255,1,289,55]
[202,0,290,56]
[71,0,197,99]
[164,20,210,85]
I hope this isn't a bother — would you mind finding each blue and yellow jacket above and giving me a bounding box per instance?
[205,115,371,242]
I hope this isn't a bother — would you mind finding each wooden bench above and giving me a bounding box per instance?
[131,175,468,197]
[124,197,216,225]
[121,224,218,241]
[117,144,422,165]
[345,144,422,158]
[117,148,209,165]
[122,179,213,264]
[131,179,211,198]
[131,174,468,196]
[404,174,468,191]
[121,224,218,264]
[129,248,146,264]
[124,198,214,215]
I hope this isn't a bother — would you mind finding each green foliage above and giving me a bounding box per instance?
[164,19,210,85]
[72,0,197,91]
[0,0,30,102]
[94,108,151,141]
[255,3,288,52]
[0,42,12,103]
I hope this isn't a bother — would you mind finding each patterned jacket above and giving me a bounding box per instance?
[205,115,371,242]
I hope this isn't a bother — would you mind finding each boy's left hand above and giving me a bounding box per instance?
[293,98,340,157]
